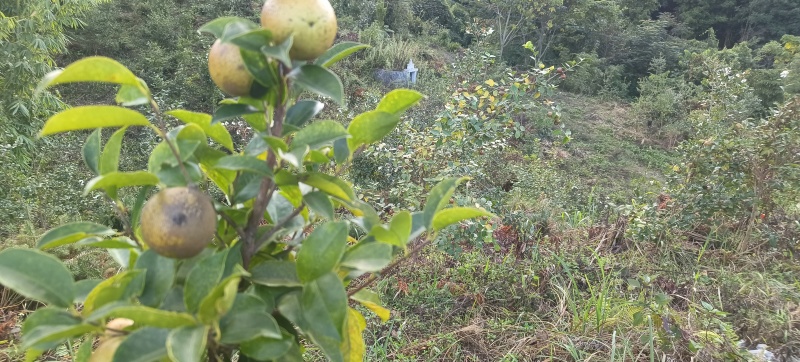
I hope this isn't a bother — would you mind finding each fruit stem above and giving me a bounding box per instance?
[148,99,194,186]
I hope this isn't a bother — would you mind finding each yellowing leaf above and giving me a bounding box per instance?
[350,290,390,322]
[40,106,151,136]
[341,308,366,362]
[484,79,496,87]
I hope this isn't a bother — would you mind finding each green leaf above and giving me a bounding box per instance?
[432,207,493,231]
[37,56,142,92]
[301,172,355,201]
[197,274,241,324]
[333,138,349,163]
[82,270,144,316]
[350,289,390,322]
[304,191,334,220]
[36,222,116,250]
[167,326,208,362]
[87,304,196,328]
[112,327,169,362]
[289,64,344,106]
[167,110,234,152]
[84,171,159,195]
[184,250,229,313]
[422,177,468,231]
[240,336,293,361]
[341,242,392,272]
[134,250,176,308]
[291,120,349,151]
[40,106,150,136]
[130,186,153,231]
[21,308,94,350]
[211,104,260,124]
[198,16,258,38]
[115,81,150,106]
[302,273,347,362]
[296,221,348,283]
[346,111,401,150]
[229,28,273,52]
[83,129,101,175]
[250,261,302,287]
[240,48,281,90]
[75,336,94,362]
[315,42,370,68]
[376,89,424,115]
[99,127,127,175]
[370,211,412,248]
[215,155,273,176]
[220,310,282,344]
[261,36,293,67]
[0,248,75,307]
[75,279,102,304]
[148,139,202,172]
[341,308,367,362]
[285,100,324,132]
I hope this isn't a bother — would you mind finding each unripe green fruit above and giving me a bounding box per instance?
[140,187,217,259]
[208,39,254,97]
[260,0,337,60]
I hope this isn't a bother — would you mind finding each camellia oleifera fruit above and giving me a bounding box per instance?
[140,186,217,259]
[208,39,254,96]
[260,0,337,60]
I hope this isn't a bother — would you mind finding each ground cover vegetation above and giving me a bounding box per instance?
[1,0,799,360]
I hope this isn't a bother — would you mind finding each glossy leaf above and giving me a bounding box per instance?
[346,110,401,150]
[167,326,209,362]
[36,222,115,250]
[0,248,74,307]
[37,56,141,92]
[289,64,344,106]
[112,327,170,362]
[315,42,369,68]
[422,177,468,230]
[370,211,412,248]
[197,274,241,324]
[341,242,392,272]
[350,289,390,322]
[240,336,293,361]
[21,308,94,350]
[229,28,273,52]
[84,171,159,195]
[432,207,493,231]
[291,120,348,151]
[40,106,150,136]
[296,221,348,283]
[211,104,260,124]
[82,270,143,316]
[341,308,367,362]
[240,48,281,90]
[87,304,196,328]
[99,127,127,175]
[134,250,176,308]
[376,89,424,115]
[285,100,324,131]
[301,172,355,201]
[250,261,302,287]
[184,250,229,313]
[260,35,293,67]
[303,191,334,220]
[215,155,273,176]
[115,81,150,106]
[220,310,282,344]
[74,279,102,304]
[302,273,347,362]
[198,16,258,38]
[167,110,234,152]
[82,129,101,175]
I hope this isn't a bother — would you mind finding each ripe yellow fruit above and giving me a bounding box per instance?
[260,0,337,60]
[89,336,123,362]
[208,39,254,96]
[140,187,217,259]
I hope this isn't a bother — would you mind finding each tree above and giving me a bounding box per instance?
[0,0,110,161]
[0,11,490,362]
